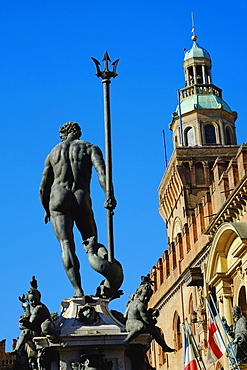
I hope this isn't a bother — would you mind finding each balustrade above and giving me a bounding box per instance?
[180,84,222,99]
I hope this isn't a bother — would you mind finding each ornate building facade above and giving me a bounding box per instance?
[148,35,247,369]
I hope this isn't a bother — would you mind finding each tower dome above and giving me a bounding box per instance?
[184,41,211,61]
[169,36,237,148]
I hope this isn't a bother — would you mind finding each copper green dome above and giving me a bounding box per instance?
[184,41,211,61]
[176,94,234,115]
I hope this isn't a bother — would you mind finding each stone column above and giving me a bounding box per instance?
[193,66,197,85]
[202,65,206,84]
[219,119,225,145]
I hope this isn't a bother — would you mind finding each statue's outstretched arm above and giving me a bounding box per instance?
[19,295,31,317]
[40,155,54,223]
[91,145,116,210]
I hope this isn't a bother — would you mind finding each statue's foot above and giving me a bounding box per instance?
[73,289,84,298]
[162,345,176,353]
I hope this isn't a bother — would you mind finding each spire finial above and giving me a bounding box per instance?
[191,12,198,41]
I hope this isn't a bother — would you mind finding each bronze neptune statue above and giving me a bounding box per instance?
[40,121,117,298]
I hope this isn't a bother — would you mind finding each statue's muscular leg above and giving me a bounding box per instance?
[49,187,84,297]
[51,211,84,297]
[13,329,34,354]
[123,320,144,343]
[148,326,175,353]
[74,190,97,242]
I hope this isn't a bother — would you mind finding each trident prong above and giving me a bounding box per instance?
[91,57,101,77]
[103,51,111,72]
[112,59,120,75]
[91,51,119,80]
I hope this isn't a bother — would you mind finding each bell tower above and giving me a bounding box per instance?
[158,33,240,250]
[170,34,237,149]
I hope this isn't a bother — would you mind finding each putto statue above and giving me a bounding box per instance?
[222,306,247,363]
[123,277,175,353]
[13,279,65,369]
[40,122,117,298]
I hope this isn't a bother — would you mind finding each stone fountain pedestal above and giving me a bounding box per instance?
[33,296,152,370]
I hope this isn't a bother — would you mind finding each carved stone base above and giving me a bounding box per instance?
[33,296,152,370]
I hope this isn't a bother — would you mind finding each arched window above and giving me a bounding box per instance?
[185,127,195,146]
[205,124,216,144]
[226,127,232,145]
[173,312,182,350]
[195,162,205,185]
[238,286,247,318]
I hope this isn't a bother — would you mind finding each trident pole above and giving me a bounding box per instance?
[92,51,119,263]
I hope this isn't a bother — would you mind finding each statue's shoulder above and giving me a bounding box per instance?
[50,141,63,153]
[32,304,43,313]
[72,140,92,148]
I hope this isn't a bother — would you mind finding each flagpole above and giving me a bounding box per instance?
[161,129,168,168]
[177,89,184,146]
[208,294,241,370]
[205,296,239,370]
[182,322,202,370]
[185,319,207,370]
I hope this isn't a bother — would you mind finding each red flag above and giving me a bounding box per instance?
[207,314,226,364]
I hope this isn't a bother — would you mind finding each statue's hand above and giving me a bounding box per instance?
[19,317,30,328]
[19,294,26,303]
[104,197,117,211]
[44,212,51,224]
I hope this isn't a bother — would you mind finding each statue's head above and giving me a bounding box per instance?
[26,288,41,307]
[232,306,241,320]
[71,362,81,370]
[79,306,97,325]
[59,121,82,141]
[135,282,153,303]
[80,353,104,370]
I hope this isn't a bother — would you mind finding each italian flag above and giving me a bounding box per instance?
[207,314,226,364]
[184,331,198,370]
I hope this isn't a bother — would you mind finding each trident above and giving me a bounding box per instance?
[92,51,119,263]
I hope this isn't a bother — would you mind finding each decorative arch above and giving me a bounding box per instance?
[173,311,182,350]
[206,222,247,283]
[172,217,183,241]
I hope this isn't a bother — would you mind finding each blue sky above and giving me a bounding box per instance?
[1,0,247,350]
